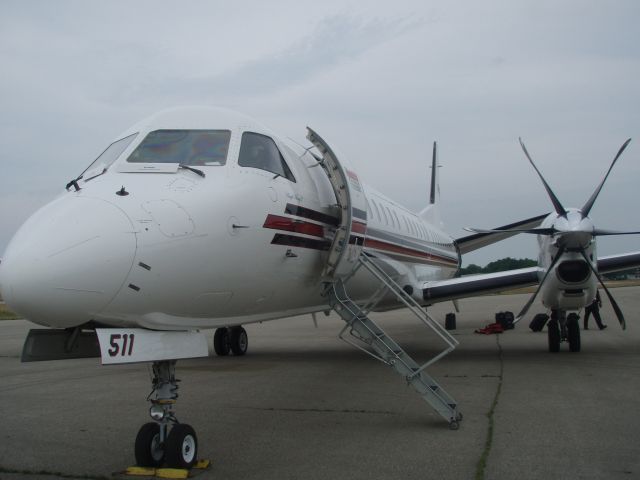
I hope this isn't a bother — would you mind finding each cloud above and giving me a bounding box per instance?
[133,14,425,103]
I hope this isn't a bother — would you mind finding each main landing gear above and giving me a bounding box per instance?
[213,326,248,356]
[547,310,581,353]
[134,360,198,469]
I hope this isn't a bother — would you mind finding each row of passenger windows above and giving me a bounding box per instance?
[365,197,449,246]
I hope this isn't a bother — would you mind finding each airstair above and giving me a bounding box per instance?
[306,128,462,429]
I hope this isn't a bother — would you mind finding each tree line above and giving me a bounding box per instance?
[458,257,537,276]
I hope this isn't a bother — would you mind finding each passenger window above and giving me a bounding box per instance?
[380,203,389,225]
[372,200,381,222]
[393,211,401,230]
[238,132,296,182]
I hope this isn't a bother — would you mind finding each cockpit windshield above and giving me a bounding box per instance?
[127,130,231,166]
[80,133,138,181]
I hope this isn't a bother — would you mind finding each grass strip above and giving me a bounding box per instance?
[0,303,21,320]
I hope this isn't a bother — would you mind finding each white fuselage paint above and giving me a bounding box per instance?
[0,107,460,331]
[536,209,598,311]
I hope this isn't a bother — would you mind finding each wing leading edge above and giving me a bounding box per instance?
[455,213,549,255]
[422,267,540,304]
[422,251,640,305]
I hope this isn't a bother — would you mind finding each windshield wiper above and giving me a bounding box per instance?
[65,175,83,192]
[179,164,205,178]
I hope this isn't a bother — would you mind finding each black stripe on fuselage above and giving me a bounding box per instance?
[284,203,339,227]
[271,233,331,251]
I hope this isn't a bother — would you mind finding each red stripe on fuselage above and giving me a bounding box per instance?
[263,214,325,238]
[364,237,458,266]
[351,221,367,234]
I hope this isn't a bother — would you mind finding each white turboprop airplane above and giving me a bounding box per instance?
[0,107,637,469]
[449,138,640,352]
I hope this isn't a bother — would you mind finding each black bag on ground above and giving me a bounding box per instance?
[529,313,549,332]
[445,313,456,330]
[495,311,515,330]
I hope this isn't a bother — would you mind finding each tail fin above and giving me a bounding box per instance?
[419,141,442,226]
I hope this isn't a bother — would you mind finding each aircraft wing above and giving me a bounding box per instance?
[422,267,541,304]
[422,251,640,305]
[455,213,549,254]
[597,252,640,274]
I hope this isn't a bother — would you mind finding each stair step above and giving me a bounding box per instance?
[327,256,460,427]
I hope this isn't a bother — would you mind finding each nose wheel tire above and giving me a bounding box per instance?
[135,422,164,467]
[165,424,198,469]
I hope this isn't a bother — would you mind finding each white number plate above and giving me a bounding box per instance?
[96,329,209,365]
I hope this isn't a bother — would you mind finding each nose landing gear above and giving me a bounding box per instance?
[547,310,581,352]
[134,360,198,469]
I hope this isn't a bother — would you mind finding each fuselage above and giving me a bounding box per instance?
[0,107,460,330]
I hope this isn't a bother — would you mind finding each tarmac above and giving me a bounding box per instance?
[1,287,639,480]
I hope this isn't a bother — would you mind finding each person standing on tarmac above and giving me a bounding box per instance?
[584,291,607,330]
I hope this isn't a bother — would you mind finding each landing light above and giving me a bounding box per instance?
[149,404,165,421]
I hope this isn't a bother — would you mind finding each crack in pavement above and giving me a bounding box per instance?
[475,335,504,480]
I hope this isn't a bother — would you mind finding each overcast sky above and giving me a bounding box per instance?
[1,0,639,266]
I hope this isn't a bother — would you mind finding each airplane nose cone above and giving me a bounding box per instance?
[0,196,137,327]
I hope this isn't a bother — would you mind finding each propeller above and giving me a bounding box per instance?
[519,137,567,218]
[514,246,565,323]
[463,226,558,236]
[581,138,632,218]
[470,137,634,328]
[579,250,626,329]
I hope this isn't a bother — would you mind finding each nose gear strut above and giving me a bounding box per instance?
[134,360,198,469]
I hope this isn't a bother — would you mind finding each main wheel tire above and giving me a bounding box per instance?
[213,328,230,356]
[134,422,164,467]
[567,313,581,352]
[230,326,248,356]
[165,424,198,469]
[548,319,561,353]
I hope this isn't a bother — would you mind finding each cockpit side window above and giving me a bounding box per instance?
[127,130,231,165]
[80,133,138,182]
[238,132,296,182]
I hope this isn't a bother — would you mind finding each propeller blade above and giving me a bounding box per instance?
[519,137,567,218]
[579,250,626,329]
[464,226,557,235]
[581,138,632,218]
[514,246,566,323]
[593,228,640,236]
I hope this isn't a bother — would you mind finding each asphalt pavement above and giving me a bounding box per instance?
[1,288,639,480]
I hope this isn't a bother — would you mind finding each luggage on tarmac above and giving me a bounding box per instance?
[529,313,549,332]
[495,311,515,330]
[445,313,456,330]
